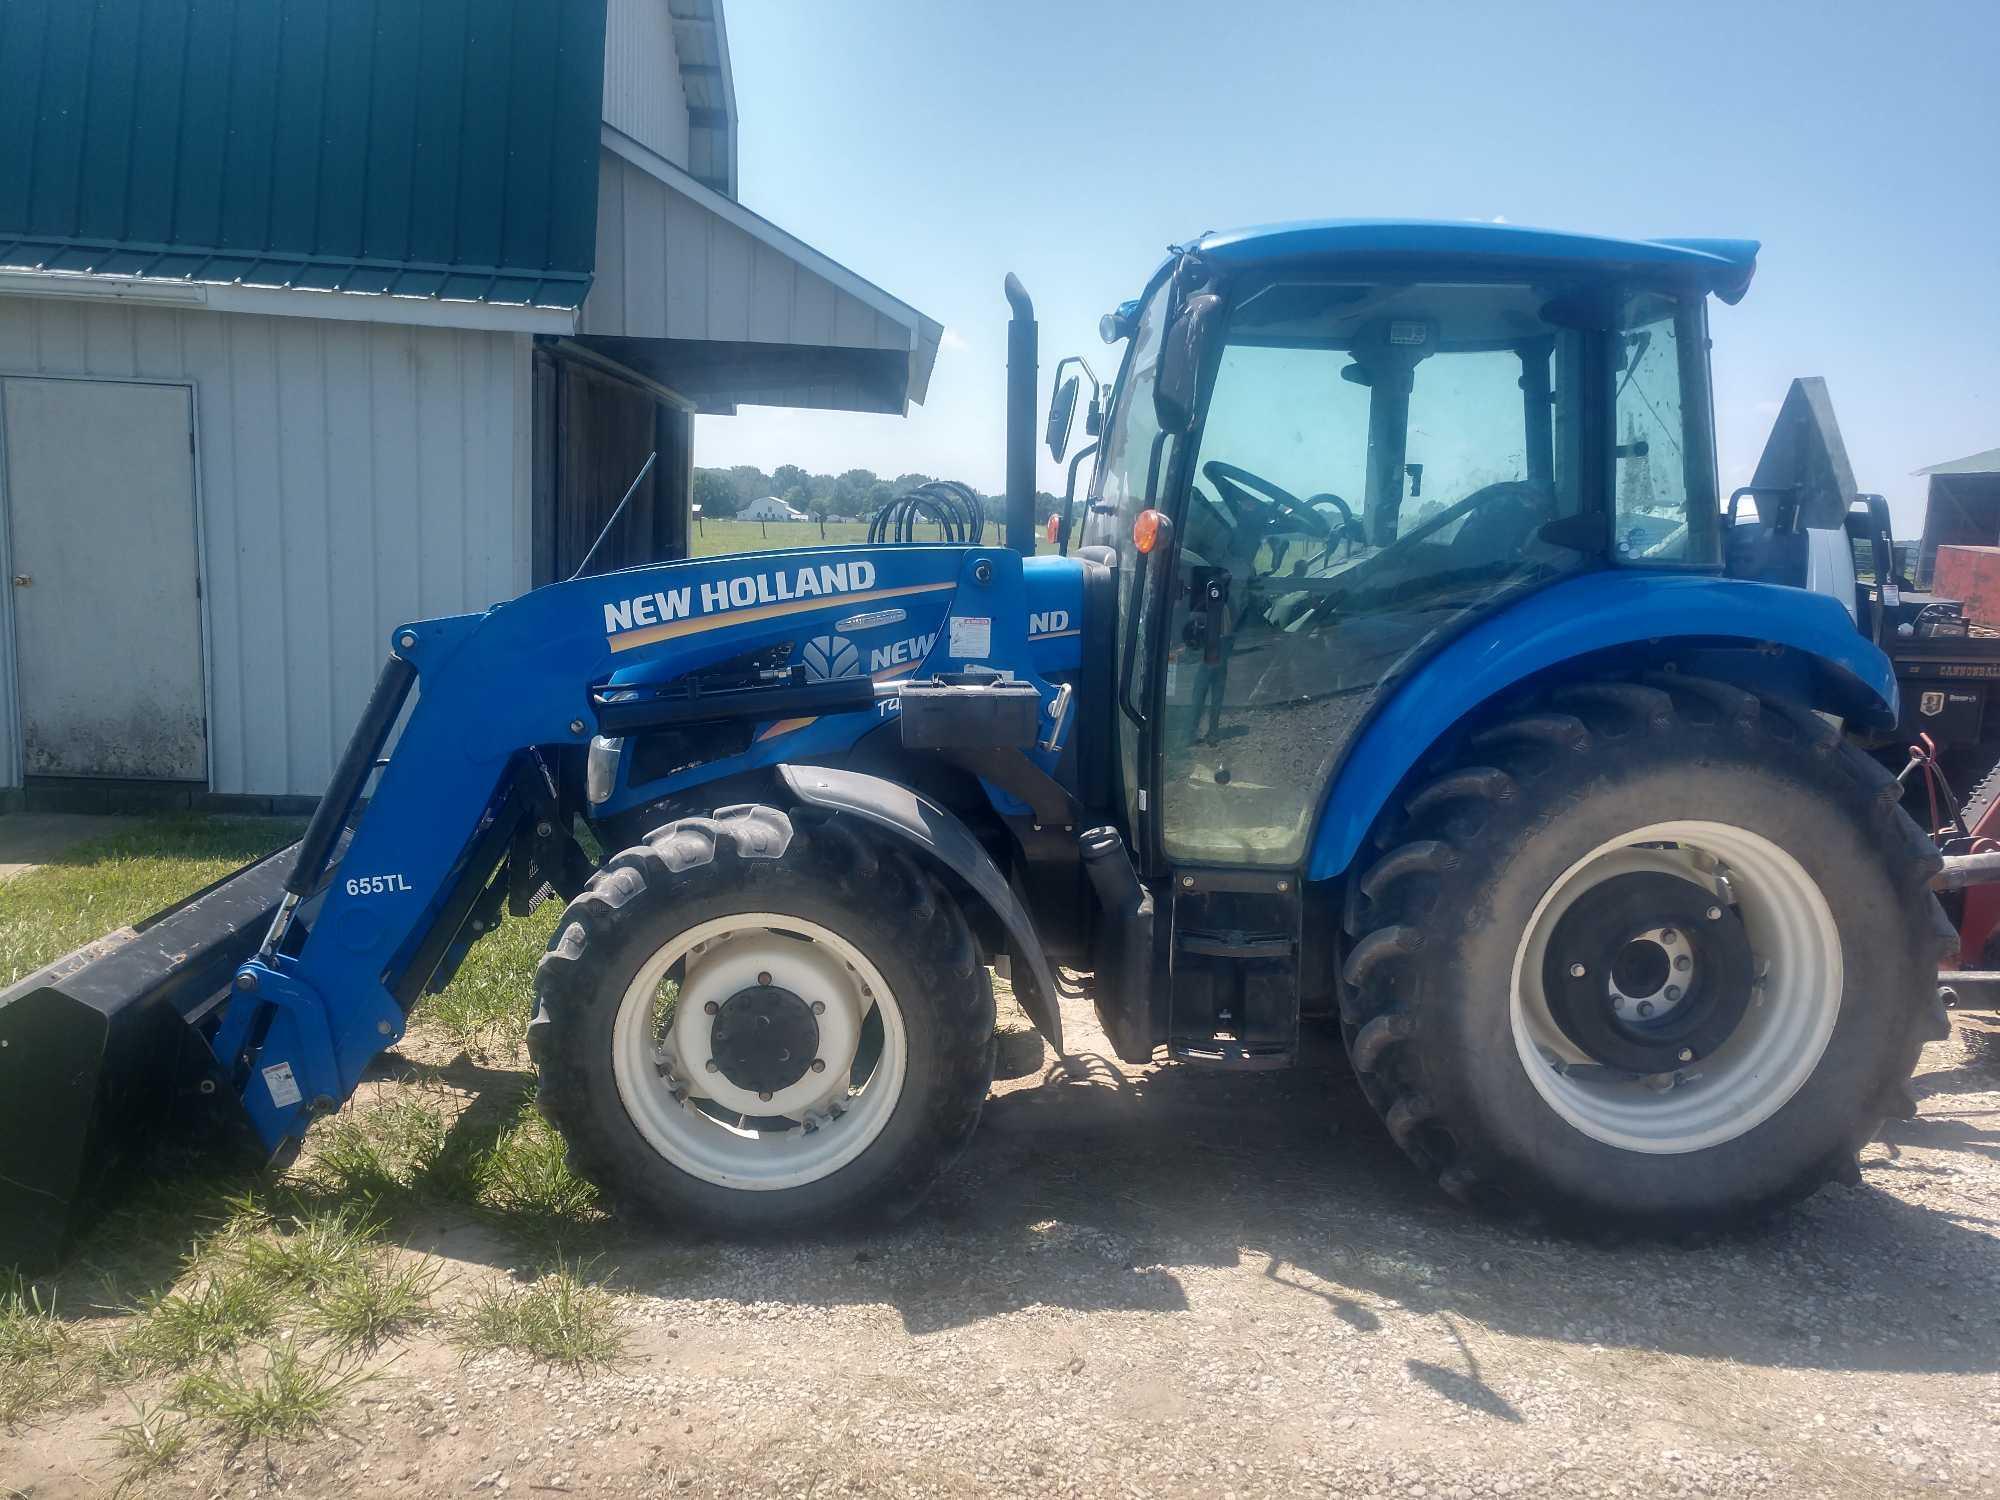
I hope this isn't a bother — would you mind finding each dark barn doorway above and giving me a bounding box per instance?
[531,346,694,584]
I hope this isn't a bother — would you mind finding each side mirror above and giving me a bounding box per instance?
[1045,375,1080,463]
[1154,292,1222,434]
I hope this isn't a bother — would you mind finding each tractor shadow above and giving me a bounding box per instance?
[386,999,2000,1382]
[49,1002,2000,1388]
[593,996,2000,1378]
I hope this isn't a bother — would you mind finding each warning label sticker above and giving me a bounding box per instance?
[948,615,991,659]
[263,1061,303,1109]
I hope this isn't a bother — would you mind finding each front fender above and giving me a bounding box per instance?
[1304,571,1897,882]
[778,764,1065,1055]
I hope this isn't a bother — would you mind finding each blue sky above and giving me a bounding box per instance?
[694,0,1998,532]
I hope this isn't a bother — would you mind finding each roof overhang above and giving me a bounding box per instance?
[576,126,940,416]
[1917,448,2000,478]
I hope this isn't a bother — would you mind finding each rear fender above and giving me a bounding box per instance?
[1305,572,1899,882]
[778,763,1065,1055]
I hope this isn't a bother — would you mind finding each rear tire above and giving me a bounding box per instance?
[532,805,995,1231]
[1343,674,1954,1232]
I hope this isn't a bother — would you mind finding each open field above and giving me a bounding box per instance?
[688,517,1059,557]
[3,817,1999,1498]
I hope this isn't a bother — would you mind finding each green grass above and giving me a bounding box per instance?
[105,1401,194,1488]
[302,1256,440,1353]
[1,1281,94,1424]
[299,1091,604,1261]
[0,814,304,985]
[460,1259,623,1368]
[173,1338,373,1444]
[220,1201,384,1295]
[126,1267,281,1370]
[409,901,560,1057]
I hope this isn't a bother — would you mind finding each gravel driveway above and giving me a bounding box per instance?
[6,994,1999,1498]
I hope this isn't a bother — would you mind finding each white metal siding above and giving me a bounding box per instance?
[582,150,912,360]
[603,0,690,170]
[0,296,530,798]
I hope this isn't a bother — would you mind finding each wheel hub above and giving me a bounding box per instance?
[1541,871,1754,1074]
[708,983,821,1095]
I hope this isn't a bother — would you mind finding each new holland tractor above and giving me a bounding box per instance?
[1,221,1959,1270]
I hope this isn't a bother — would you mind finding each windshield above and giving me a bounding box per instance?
[1087,276,1173,834]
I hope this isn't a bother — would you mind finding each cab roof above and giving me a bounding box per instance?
[1188,220,1760,304]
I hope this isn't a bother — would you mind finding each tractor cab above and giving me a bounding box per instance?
[1074,225,1745,877]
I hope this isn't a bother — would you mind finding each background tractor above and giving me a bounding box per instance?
[0,221,1961,1270]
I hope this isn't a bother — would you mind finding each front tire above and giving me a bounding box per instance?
[532,805,995,1231]
[1343,675,1954,1232]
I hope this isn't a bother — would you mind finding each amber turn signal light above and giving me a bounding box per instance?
[1132,508,1168,554]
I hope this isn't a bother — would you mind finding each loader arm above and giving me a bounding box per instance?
[219,544,1050,1150]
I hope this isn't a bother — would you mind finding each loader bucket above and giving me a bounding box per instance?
[0,842,297,1272]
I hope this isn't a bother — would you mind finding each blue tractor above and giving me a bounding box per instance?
[0,222,1953,1268]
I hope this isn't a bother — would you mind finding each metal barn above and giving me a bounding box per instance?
[0,0,938,806]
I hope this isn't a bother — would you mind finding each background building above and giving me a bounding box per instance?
[1916,447,2000,586]
[0,0,938,807]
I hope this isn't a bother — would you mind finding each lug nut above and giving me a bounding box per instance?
[1664,985,1682,1002]
[1674,955,1691,971]
[758,971,772,986]
[1706,906,1723,921]
[1637,1001,1655,1017]
[811,1058,827,1073]
[703,1000,719,1015]
[1659,928,1678,944]
[1678,1047,1695,1063]
[811,1000,826,1015]
[1569,962,1587,979]
[704,1059,719,1073]
[759,1090,773,1102]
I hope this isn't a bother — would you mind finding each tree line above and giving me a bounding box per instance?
[694,465,1061,527]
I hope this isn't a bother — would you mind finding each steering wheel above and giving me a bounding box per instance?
[1201,461,1361,547]
[1377,478,1552,558]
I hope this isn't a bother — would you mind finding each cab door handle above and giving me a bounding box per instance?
[10,575,28,587]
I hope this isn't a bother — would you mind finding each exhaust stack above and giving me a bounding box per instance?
[1004,273,1037,554]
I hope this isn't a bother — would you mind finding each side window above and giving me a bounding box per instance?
[1613,299,1719,565]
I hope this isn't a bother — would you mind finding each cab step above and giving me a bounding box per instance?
[1167,868,1302,1069]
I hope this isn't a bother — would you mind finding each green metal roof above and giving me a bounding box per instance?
[0,0,606,310]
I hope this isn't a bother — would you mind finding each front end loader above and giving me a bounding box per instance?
[1,221,1960,1269]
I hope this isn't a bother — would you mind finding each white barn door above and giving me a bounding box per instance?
[3,378,206,781]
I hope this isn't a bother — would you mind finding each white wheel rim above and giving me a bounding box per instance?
[610,913,908,1190]
[1510,820,1842,1154]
